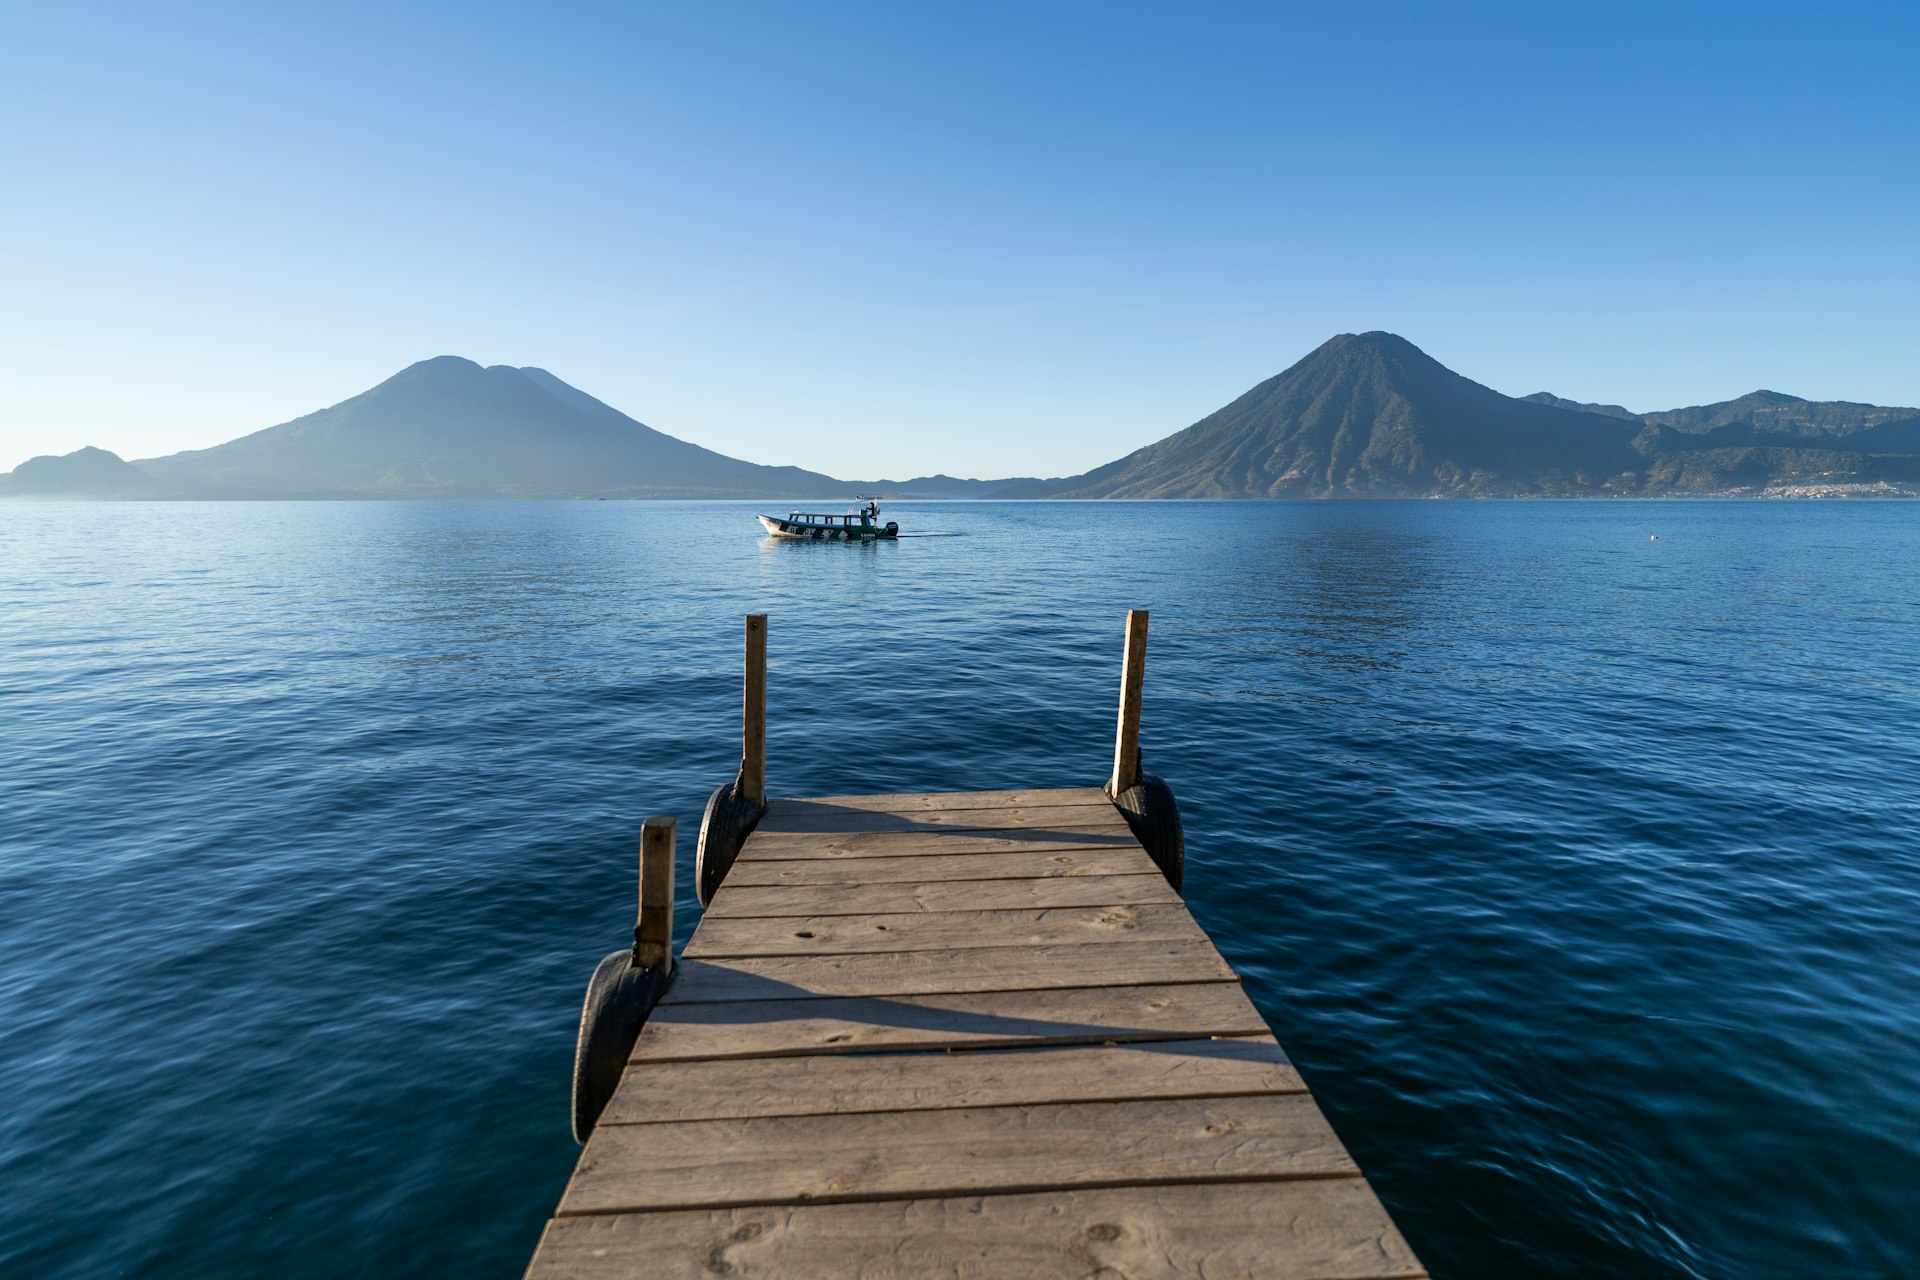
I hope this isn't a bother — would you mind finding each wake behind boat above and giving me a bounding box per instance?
[757,501,899,541]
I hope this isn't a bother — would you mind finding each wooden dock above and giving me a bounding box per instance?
[526,615,1423,1279]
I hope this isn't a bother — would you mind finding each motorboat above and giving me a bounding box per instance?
[757,503,899,541]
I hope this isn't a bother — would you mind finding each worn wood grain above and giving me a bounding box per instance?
[598,1037,1300,1125]
[530,1179,1423,1280]
[682,901,1212,958]
[740,615,767,808]
[662,940,1235,1002]
[765,787,1113,816]
[754,802,1136,836]
[633,817,675,971]
[629,981,1270,1062]
[1110,609,1148,795]
[562,1093,1355,1216]
[702,872,1179,919]
[528,783,1424,1279]
[738,827,1142,860]
[724,846,1158,887]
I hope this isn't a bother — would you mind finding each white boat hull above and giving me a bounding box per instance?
[758,514,897,540]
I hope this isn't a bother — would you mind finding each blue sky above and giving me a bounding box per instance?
[3,1,1915,478]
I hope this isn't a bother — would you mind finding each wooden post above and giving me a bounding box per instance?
[633,816,676,973]
[741,614,767,808]
[1109,609,1148,796]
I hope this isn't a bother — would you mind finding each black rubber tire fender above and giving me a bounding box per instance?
[571,950,668,1143]
[1110,771,1185,892]
[696,780,765,906]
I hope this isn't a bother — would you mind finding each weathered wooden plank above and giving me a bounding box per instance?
[724,846,1158,887]
[629,981,1270,1062]
[529,1179,1424,1280]
[702,872,1179,919]
[738,826,1142,860]
[754,802,1136,836]
[563,1093,1356,1216]
[683,901,1211,958]
[765,787,1113,816]
[598,1037,1300,1125]
[662,940,1235,1002]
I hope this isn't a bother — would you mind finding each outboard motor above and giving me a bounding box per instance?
[885,521,899,536]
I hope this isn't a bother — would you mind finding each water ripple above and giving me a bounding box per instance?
[1,499,1916,1277]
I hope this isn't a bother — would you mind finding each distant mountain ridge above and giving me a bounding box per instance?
[1022,333,1920,498]
[0,446,170,498]
[1521,392,1639,420]
[1039,333,1645,497]
[4,358,1050,500]
[7,338,1917,499]
[131,356,855,499]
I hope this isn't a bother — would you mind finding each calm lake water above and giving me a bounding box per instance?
[1,499,1916,1278]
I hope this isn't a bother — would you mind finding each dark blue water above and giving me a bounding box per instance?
[2,500,1915,1278]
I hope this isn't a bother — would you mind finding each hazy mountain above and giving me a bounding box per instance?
[1040,332,1645,498]
[1013,333,1920,498]
[19,358,1042,501]
[135,357,856,499]
[0,447,170,498]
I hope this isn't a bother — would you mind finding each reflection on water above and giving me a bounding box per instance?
[1,499,1916,1278]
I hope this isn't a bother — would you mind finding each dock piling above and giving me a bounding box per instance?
[536,613,1421,1274]
[696,615,771,906]
[740,614,767,809]
[631,817,675,973]
[570,817,677,1143]
[1108,608,1148,796]
[1103,608,1184,889]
